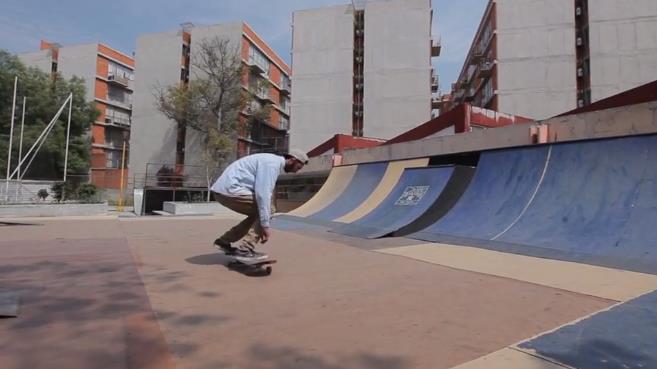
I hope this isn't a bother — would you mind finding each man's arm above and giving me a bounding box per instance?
[253,162,279,228]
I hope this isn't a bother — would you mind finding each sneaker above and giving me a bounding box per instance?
[214,239,238,255]
[237,243,256,256]
[235,244,267,260]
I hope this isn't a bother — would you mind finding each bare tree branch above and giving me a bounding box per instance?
[154,36,269,169]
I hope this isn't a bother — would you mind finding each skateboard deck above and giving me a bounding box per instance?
[218,249,277,275]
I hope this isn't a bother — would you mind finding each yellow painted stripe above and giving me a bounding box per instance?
[336,158,429,223]
[288,165,358,217]
[450,348,569,369]
[377,243,657,301]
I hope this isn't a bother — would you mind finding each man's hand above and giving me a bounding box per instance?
[260,227,271,244]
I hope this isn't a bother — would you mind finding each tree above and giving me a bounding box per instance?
[0,50,98,180]
[155,36,271,171]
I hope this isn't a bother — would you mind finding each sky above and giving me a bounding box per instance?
[1,0,488,92]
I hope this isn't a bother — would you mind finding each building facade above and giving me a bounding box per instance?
[130,22,291,185]
[290,0,439,152]
[19,41,135,191]
[448,0,657,120]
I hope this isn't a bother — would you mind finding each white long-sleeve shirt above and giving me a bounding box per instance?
[211,153,285,227]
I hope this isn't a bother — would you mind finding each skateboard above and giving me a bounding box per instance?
[219,250,277,276]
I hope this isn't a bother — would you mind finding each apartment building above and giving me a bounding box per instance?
[448,0,657,120]
[290,0,439,152]
[19,40,135,192]
[130,22,291,182]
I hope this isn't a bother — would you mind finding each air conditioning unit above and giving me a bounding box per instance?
[576,6,582,16]
[576,37,583,46]
[577,67,584,77]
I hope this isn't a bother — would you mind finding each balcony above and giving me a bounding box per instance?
[280,78,291,95]
[254,88,275,105]
[279,118,290,131]
[471,48,484,62]
[93,140,127,150]
[466,64,477,82]
[244,57,266,75]
[107,74,130,88]
[463,87,476,102]
[431,37,441,57]
[431,72,439,93]
[479,59,494,78]
[242,101,261,116]
[431,96,441,110]
[104,116,131,127]
[245,51,270,76]
[275,104,290,116]
[103,96,132,111]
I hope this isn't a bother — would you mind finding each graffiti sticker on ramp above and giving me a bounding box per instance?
[395,186,429,206]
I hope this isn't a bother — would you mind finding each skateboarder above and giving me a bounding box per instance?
[211,149,308,255]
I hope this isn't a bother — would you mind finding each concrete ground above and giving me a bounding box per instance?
[2,216,648,369]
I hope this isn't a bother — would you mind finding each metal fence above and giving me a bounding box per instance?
[0,180,55,204]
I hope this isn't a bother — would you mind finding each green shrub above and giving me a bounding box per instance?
[50,182,74,202]
[77,183,98,203]
[37,189,49,201]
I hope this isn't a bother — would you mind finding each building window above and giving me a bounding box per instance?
[280,96,290,110]
[108,85,132,106]
[105,107,131,126]
[280,116,289,130]
[281,74,291,90]
[479,20,493,52]
[107,62,134,81]
[248,45,270,75]
[106,150,121,168]
[105,127,126,149]
[481,78,494,106]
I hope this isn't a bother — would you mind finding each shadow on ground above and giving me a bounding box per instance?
[0,221,41,227]
[198,343,413,369]
[186,253,274,277]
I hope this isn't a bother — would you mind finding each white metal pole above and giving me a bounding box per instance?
[11,94,70,180]
[20,113,59,181]
[63,93,73,182]
[15,96,26,202]
[118,141,127,212]
[4,76,17,202]
[18,96,26,180]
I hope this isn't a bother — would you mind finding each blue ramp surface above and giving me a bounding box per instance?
[412,145,550,242]
[494,135,653,266]
[272,162,387,229]
[519,289,657,369]
[412,134,657,274]
[332,166,455,239]
[308,162,388,221]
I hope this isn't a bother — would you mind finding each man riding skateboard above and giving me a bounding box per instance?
[211,149,308,255]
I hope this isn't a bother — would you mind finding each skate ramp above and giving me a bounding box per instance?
[276,159,429,230]
[287,165,358,217]
[333,166,473,239]
[411,145,550,242]
[336,158,429,223]
[412,134,657,275]
[518,289,657,369]
[306,162,388,221]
